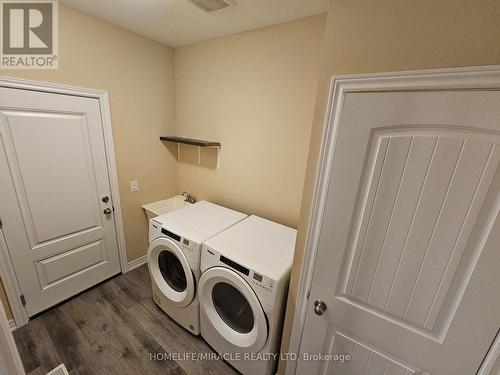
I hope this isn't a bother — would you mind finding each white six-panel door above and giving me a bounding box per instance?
[295,72,500,375]
[0,86,121,316]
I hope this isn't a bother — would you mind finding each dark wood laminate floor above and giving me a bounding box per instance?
[13,265,237,375]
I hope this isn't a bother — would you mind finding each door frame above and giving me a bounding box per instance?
[0,294,24,375]
[285,65,500,375]
[0,76,128,328]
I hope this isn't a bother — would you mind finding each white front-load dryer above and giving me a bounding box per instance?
[147,201,247,335]
[199,215,297,374]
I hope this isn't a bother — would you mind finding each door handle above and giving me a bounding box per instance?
[103,208,112,215]
[314,299,327,316]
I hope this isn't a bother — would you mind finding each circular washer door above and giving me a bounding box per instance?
[147,237,195,307]
[199,267,268,352]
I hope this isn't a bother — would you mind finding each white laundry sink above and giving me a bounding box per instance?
[142,195,190,221]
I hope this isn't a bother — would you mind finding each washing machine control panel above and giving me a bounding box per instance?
[150,221,198,253]
[180,237,198,253]
[149,220,163,242]
[161,227,198,253]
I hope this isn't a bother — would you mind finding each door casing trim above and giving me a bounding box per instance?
[0,76,128,328]
[285,65,500,375]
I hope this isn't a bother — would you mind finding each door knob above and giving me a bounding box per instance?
[102,196,110,203]
[314,299,327,316]
[103,208,112,215]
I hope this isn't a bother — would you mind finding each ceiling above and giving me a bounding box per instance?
[60,0,328,47]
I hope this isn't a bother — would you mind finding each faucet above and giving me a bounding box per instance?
[181,191,196,204]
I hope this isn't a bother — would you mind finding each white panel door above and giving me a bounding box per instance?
[0,87,121,316]
[297,88,500,374]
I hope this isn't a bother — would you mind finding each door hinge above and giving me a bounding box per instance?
[0,219,3,229]
[20,294,26,306]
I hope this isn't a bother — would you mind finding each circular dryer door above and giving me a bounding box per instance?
[147,237,195,308]
[199,267,268,352]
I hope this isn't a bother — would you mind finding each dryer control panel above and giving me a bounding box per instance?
[249,271,274,293]
[202,246,276,298]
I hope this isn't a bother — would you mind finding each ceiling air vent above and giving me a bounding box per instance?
[188,0,234,14]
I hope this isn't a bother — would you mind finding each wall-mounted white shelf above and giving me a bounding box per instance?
[160,136,221,169]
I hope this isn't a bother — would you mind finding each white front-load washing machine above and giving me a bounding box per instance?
[147,201,247,335]
[198,215,297,374]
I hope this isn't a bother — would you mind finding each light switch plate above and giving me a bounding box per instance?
[130,180,139,192]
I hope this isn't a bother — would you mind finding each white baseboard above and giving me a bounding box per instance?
[8,319,16,331]
[127,255,147,271]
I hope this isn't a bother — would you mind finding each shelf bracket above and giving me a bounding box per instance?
[216,146,221,170]
[159,136,221,169]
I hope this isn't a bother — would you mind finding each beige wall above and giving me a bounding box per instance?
[174,15,326,228]
[1,5,178,260]
[279,0,500,372]
[0,5,177,319]
[0,9,326,321]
